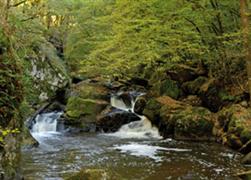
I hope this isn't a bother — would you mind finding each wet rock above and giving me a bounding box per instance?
[237,170,251,180]
[144,96,214,141]
[128,77,149,87]
[225,134,243,150]
[216,105,251,150]
[66,97,108,120]
[150,79,182,99]
[182,76,208,95]
[43,101,65,113]
[118,92,132,107]
[242,152,251,165]
[22,127,39,148]
[134,96,147,115]
[69,81,110,101]
[97,106,140,132]
[240,140,251,154]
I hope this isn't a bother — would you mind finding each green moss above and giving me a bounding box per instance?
[182,76,207,94]
[160,79,181,99]
[66,97,108,119]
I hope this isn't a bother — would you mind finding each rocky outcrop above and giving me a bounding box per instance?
[242,152,251,165]
[215,104,251,151]
[28,41,70,103]
[143,96,214,141]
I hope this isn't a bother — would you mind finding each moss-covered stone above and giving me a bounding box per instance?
[144,96,214,141]
[159,79,181,99]
[216,104,251,150]
[182,76,208,95]
[21,127,39,148]
[70,81,109,101]
[66,97,108,120]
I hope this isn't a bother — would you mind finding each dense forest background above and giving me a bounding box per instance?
[1,0,251,179]
[0,0,248,142]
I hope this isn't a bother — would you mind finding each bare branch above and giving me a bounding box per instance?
[10,0,27,8]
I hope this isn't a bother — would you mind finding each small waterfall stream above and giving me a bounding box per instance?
[22,92,245,179]
[110,93,161,139]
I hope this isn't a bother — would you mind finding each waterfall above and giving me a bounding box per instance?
[31,112,63,134]
[110,92,162,139]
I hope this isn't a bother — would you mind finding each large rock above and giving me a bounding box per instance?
[237,170,251,180]
[242,152,251,165]
[96,106,140,132]
[64,97,108,132]
[134,96,147,115]
[66,97,108,119]
[69,81,110,101]
[150,79,182,99]
[143,96,214,141]
[22,127,39,148]
[216,104,251,150]
[28,41,70,103]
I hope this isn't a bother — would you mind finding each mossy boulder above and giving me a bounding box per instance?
[22,127,39,148]
[144,96,214,141]
[66,97,108,120]
[237,170,251,180]
[242,152,251,165]
[69,81,110,101]
[216,104,251,151]
[182,76,208,95]
[150,79,182,99]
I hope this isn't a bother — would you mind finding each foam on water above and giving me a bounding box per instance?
[113,142,191,162]
[110,116,161,139]
[31,112,62,140]
[109,92,162,139]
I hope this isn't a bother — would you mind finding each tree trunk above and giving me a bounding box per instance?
[240,0,251,103]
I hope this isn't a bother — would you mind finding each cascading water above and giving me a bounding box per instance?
[22,93,244,179]
[31,111,63,141]
[110,93,162,139]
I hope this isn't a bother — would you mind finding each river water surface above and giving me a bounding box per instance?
[22,96,246,179]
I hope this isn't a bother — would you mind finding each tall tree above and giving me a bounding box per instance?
[240,0,251,102]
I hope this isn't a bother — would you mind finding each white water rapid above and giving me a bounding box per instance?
[31,111,63,139]
[109,93,162,139]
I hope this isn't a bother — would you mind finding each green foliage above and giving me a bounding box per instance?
[63,0,243,82]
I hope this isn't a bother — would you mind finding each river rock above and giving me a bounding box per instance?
[242,152,251,165]
[237,170,251,180]
[216,104,251,150]
[134,96,147,115]
[143,96,214,141]
[182,76,208,95]
[150,79,182,99]
[240,140,251,154]
[66,97,108,119]
[28,41,70,103]
[69,81,110,101]
[96,106,140,132]
[22,127,39,148]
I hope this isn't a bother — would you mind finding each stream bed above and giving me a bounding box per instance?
[22,130,245,179]
[22,95,246,180]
